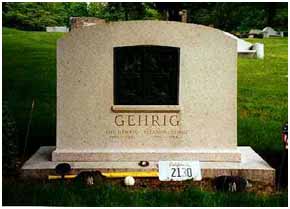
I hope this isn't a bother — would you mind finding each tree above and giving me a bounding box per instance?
[184,2,287,32]
[263,2,288,30]
[2,2,288,32]
[3,2,89,31]
[88,2,161,21]
[152,2,183,21]
[3,3,60,30]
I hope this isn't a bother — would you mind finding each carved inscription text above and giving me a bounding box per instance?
[114,114,180,127]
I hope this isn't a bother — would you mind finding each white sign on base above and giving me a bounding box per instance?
[158,161,202,181]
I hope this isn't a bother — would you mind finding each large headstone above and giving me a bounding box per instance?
[52,21,240,162]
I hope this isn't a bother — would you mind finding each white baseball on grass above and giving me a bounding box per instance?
[124,176,135,186]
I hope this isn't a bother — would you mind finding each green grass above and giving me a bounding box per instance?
[2,180,288,206]
[238,38,288,153]
[2,27,288,206]
[3,28,64,152]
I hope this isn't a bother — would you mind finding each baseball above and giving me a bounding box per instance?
[124,176,135,186]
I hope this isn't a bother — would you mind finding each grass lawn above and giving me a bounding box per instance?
[2,27,288,206]
[3,28,63,152]
[238,37,288,154]
[2,180,288,206]
[3,180,288,207]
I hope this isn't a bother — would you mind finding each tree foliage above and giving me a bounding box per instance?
[172,2,288,32]
[2,2,288,32]
[3,3,59,30]
[88,2,161,21]
[3,2,88,30]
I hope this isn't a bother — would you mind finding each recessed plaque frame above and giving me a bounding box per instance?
[113,45,180,106]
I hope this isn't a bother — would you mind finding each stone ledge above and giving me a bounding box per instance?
[22,146,275,186]
[111,105,181,113]
[51,148,241,162]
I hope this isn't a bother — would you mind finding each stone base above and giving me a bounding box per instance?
[52,148,242,162]
[22,146,275,187]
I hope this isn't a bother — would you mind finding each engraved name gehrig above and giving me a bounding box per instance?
[114,114,180,126]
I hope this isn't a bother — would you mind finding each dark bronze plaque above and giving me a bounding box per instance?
[114,45,180,105]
